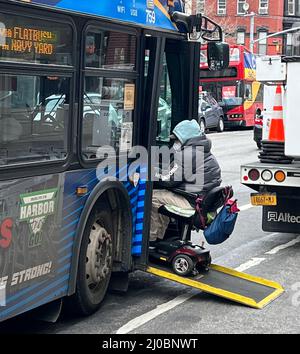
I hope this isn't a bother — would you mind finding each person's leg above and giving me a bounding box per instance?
[150,190,169,242]
[150,189,192,241]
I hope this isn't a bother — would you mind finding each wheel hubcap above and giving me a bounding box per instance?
[86,221,112,292]
[174,258,189,274]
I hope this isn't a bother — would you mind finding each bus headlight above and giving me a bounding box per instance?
[230,114,244,118]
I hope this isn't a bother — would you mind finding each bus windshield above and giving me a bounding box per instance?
[201,81,243,107]
[199,45,263,128]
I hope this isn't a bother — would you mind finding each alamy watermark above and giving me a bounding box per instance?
[291,282,300,307]
[95,145,205,189]
[0,282,5,307]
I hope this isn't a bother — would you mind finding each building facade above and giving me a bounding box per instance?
[191,0,285,55]
[283,0,300,55]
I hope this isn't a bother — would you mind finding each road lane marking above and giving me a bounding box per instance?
[116,240,282,335]
[116,228,299,334]
[265,235,300,255]
[116,254,266,334]
[239,203,253,212]
[234,258,266,273]
[116,290,196,334]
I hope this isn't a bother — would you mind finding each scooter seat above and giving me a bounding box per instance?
[158,204,195,222]
[201,186,233,213]
[172,186,233,211]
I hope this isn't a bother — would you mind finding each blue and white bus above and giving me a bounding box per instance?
[0,0,227,321]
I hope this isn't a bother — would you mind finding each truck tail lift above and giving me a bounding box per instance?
[146,263,284,309]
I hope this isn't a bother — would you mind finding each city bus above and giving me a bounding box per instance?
[200,45,264,128]
[0,0,228,322]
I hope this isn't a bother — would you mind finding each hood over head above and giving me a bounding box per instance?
[172,119,203,145]
[185,134,212,153]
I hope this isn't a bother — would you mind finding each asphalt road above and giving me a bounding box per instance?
[1,129,300,334]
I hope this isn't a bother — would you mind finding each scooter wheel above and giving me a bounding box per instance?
[172,254,194,276]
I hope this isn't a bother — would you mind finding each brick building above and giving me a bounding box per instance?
[189,0,285,55]
[283,0,300,55]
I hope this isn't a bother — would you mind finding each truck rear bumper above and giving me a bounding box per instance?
[241,162,300,233]
[241,162,300,189]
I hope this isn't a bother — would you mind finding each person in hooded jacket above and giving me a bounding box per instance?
[150,119,221,246]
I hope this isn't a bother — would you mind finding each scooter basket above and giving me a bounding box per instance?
[203,205,238,245]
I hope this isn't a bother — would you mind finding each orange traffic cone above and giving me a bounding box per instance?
[268,85,285,142]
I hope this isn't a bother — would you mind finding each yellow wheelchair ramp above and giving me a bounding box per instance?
[146,263,284,309]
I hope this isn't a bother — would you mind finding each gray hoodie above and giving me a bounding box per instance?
[155,133,222,196]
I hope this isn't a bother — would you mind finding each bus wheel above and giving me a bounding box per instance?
[69,208,113,316]
[217,117,224,132]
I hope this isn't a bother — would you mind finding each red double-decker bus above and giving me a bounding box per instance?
[200,45,263,128]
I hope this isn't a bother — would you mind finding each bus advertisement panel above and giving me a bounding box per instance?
[200,45,263,128]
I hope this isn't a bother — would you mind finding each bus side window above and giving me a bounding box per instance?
[245,83,252,100]
[0,74,70,165]
[81,28,137,160]
[85,29,136,70]
[156,54,172,144]
[256,83,264,103]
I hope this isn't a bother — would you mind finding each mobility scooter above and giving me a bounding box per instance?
[148,186,233,276]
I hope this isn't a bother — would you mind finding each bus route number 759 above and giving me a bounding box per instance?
[146,9,156,24]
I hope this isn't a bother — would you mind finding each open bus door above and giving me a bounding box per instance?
[137,33,201,264]
[136,33,283,309]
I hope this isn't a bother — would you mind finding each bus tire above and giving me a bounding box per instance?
[217,117,224,132]
[67,206,114,316]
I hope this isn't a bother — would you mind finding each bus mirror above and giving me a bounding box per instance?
[171,12,194,33]
[207,42,230,71]
[171,12,227,44]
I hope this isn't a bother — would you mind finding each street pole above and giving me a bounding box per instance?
[253,26,300,42]
[249,12,255,53]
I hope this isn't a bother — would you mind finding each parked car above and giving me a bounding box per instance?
[198,92,224,132]
[33,93,122,123]
[253,109,263,149]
